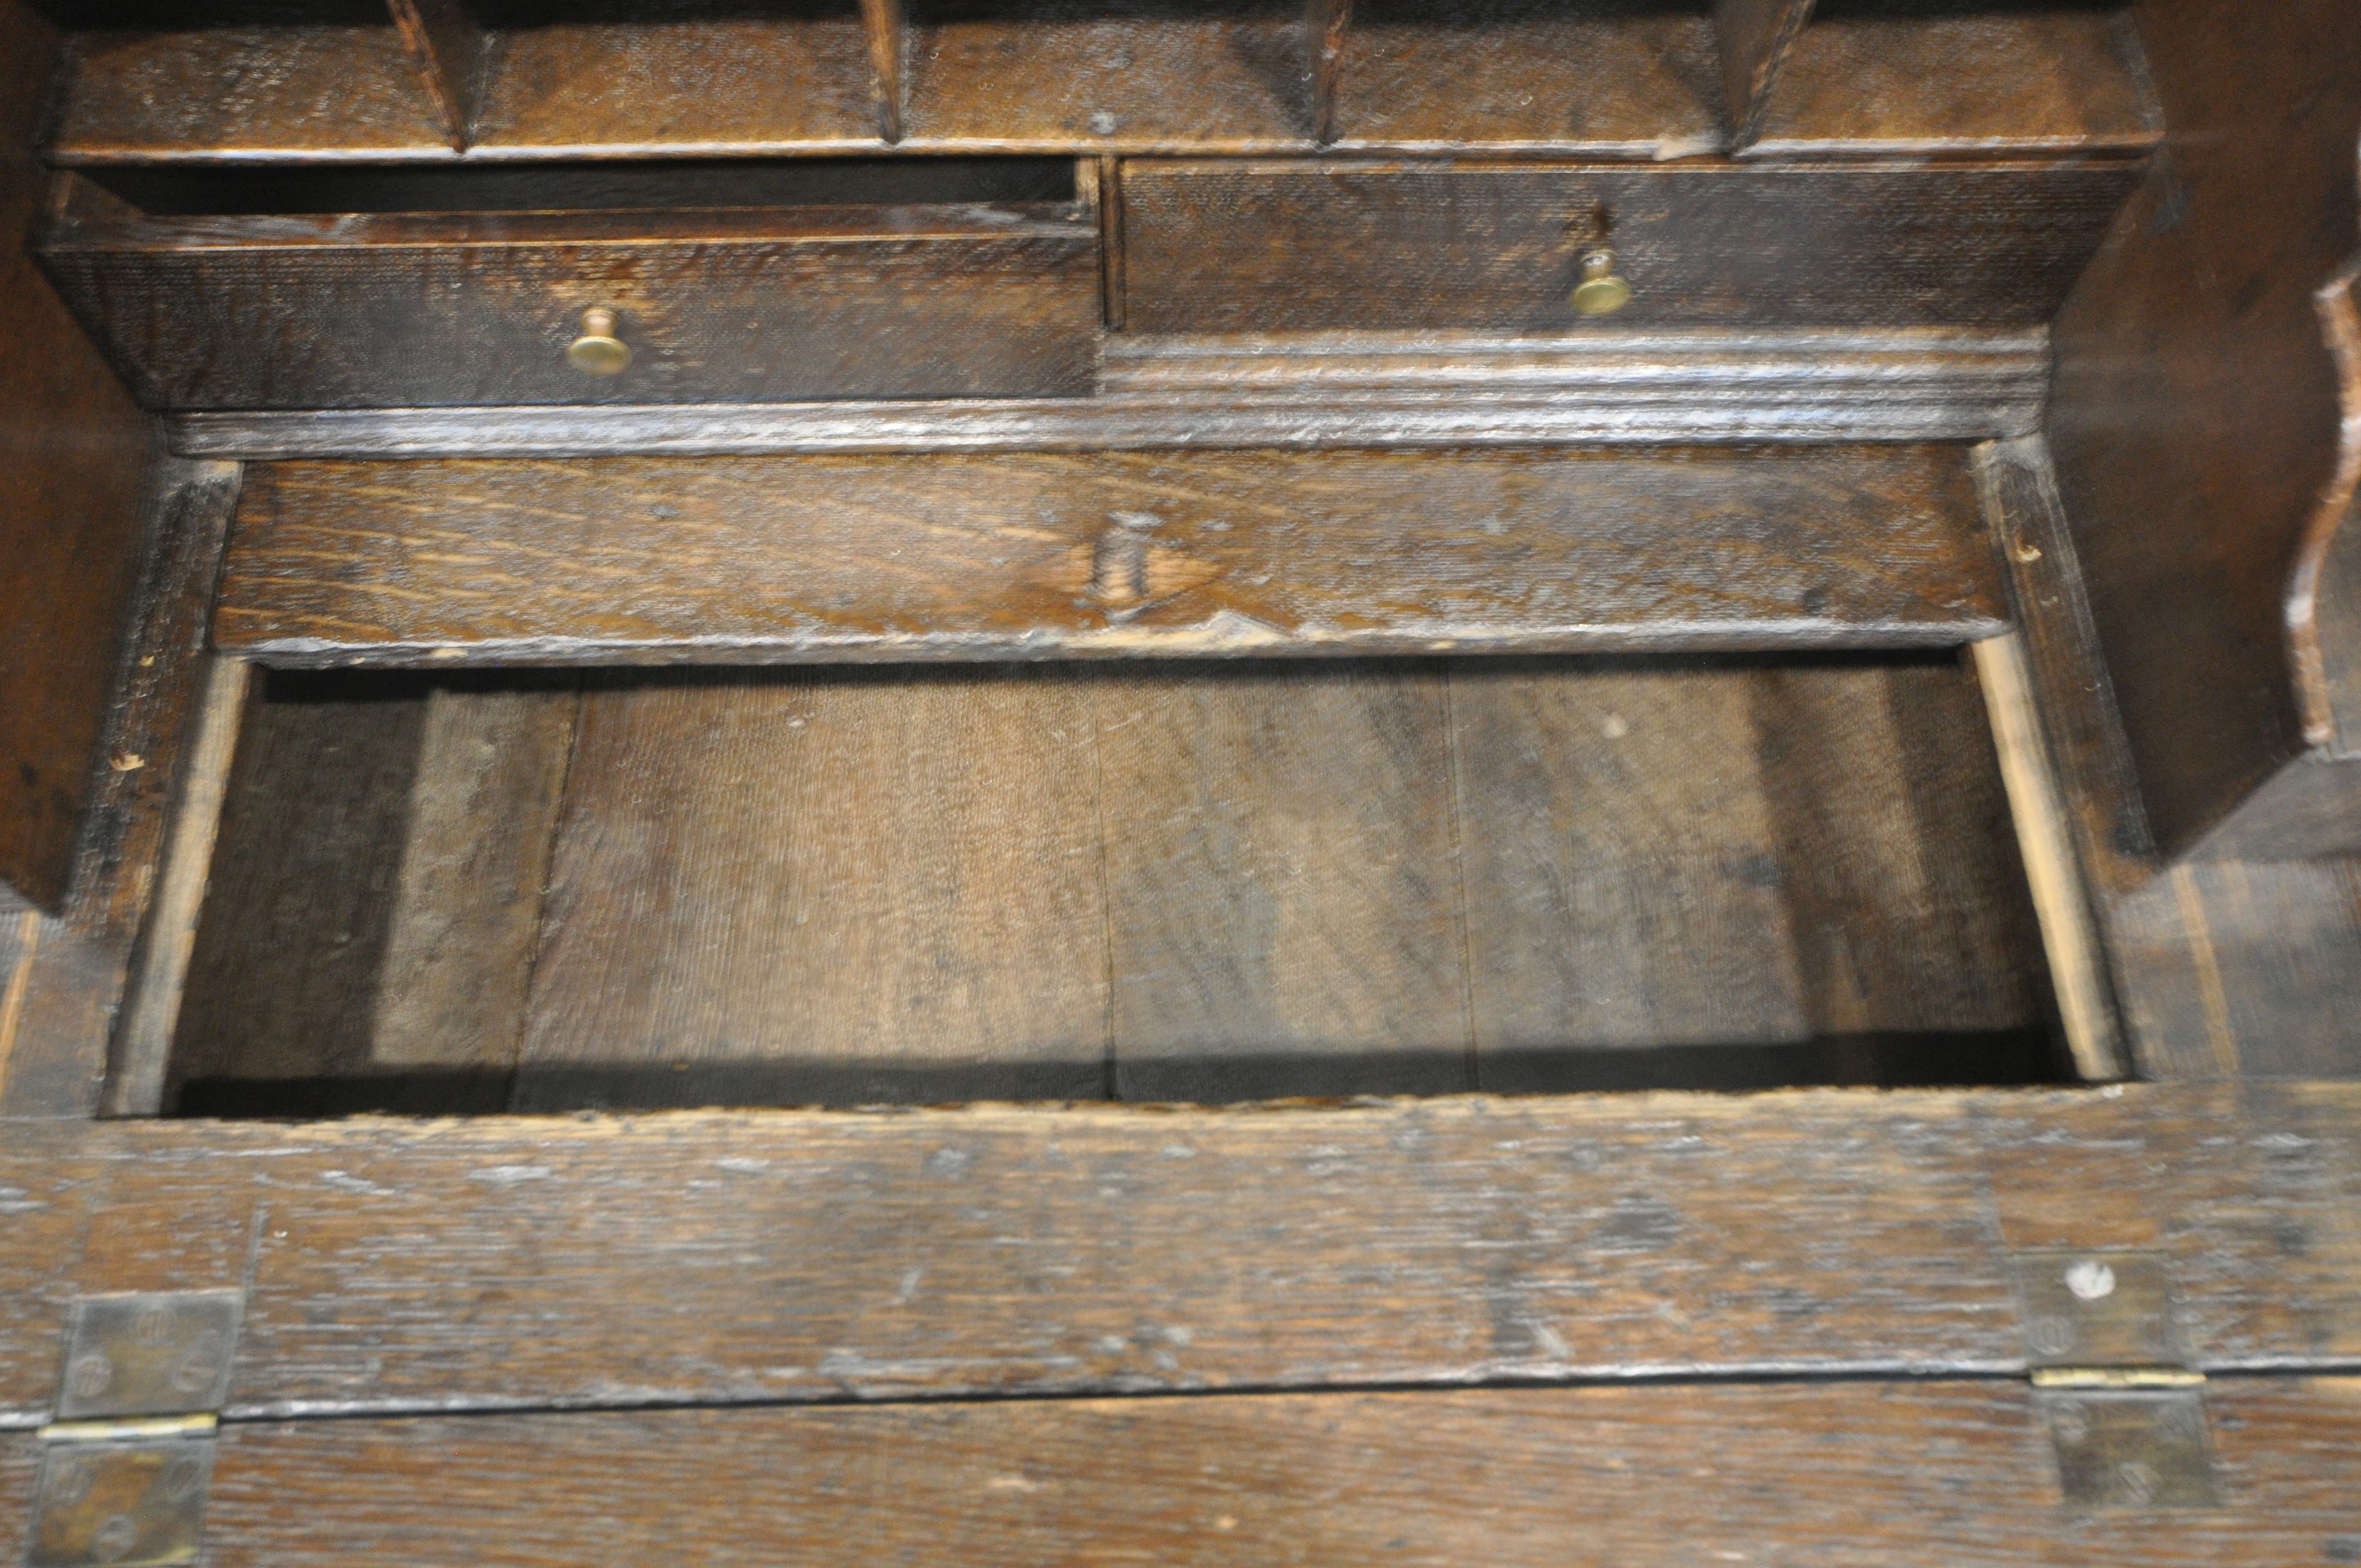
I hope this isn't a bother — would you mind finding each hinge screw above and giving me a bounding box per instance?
[67,1353,115,1401]
[2065,1260,2117,1302]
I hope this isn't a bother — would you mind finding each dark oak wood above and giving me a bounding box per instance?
[1713,0,1814,148]
[1977,437,2361,1081]
[388,0,487,153]
[40,190,1101,410]
[168,327,2054,459]
[49,25,454,163]
[212,447,2006,667]
[0,1085,2357,1423]
[1120,159,2141,333]
[1748,10,2161,160]
[0,1,160,908]
[138,1379,2361,1566]
[2048,0,2361,857]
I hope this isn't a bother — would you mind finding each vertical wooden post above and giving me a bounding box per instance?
[1712,0,1815,149]
[1307,0,1351,146]
[387,0,486,154]
[860,0,908,145]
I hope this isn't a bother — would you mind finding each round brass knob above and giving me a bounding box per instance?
[1571,247,1633,317]
[566,306,632,375]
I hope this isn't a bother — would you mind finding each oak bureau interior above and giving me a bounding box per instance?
[4,0,2358,1125]
[6,2,2361,1559]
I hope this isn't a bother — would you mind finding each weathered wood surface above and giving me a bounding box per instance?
[1122,160,2140,333]
[0,1085,2357,1424]
[212,447,2006,666]
[388,0,484,153]
[40,193,1101,409]
[1977,437,2361,1081]
[0,0,160,909]
[170,328,2053,459]
[2048,0,2361,856]
[111,1379,2358,1567]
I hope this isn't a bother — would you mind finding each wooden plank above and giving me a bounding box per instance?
[104,657,252,1117]
[166,674,574,1107]
[1335,0,1719,156]
[1747,11,2161,159]
[0,1087,2352,1420]
[0,0,160,908]
[388,0,486,153]
[170,326,2054,460]
[2048,0,2361,854]
[38,195,1101,410]
[367,682,574,1073]
[1451,660,1813,1069]
[1121,159,2141,333]
[1712,0,1815,148]
[514,670,1108,1109]
[1097,663,1468,1101]
[185,1379,2361,1566]
[48,26,455,163]
[213,447,2007,667]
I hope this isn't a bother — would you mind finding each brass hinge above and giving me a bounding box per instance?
[2010,1251,2220,1511]
[28,1292,242,1568]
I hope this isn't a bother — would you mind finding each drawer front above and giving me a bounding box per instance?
[40,209,1101,410]
[1121,160,2140,333]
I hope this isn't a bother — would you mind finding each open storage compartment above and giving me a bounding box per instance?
[157,646,2076,1116]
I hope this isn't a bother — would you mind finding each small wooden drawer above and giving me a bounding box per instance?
[1120,158,2142,333]
[37,162,1102,410]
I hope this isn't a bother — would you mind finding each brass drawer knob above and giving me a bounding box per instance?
[1571,248,1633,317]
[567,306,632,375]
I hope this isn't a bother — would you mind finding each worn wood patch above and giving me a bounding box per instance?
[213,447,2005,666]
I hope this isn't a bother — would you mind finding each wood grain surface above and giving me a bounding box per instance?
[0,1085,2355,1424]
[1713,0,1815,147]
[1097,662,1468,1101]
[212,447,2006,666]
[169,1380,2361,1567]
[40,195,1100,409]
[515,670,1111,1108]
[1121,159,2140,333]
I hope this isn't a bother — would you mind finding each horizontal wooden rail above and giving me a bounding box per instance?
[3,1378,2351,1565]
[211,445,2008,667]
[0,1084,2355,1425]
